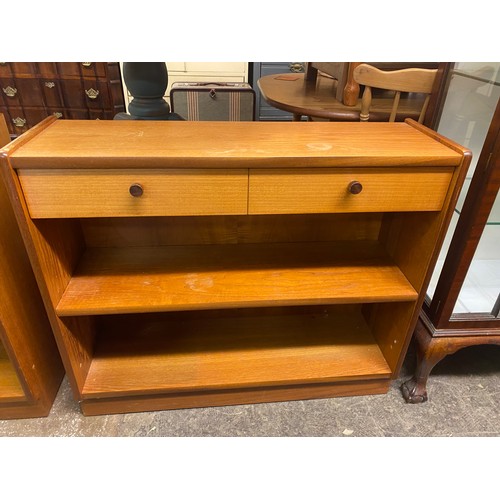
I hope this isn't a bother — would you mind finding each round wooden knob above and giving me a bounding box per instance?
[348,181,363,195]
[129,183,143,197]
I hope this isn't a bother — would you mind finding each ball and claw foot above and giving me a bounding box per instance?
[401,377,428,404]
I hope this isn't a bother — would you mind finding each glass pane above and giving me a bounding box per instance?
[437,63,500,208]
[427,62,500,308]
[453,190,500,314]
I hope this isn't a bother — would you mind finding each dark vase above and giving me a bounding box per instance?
[114,62,183,120]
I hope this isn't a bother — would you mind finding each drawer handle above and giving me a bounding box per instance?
[45,81,56,88]
[289,63,304,73]
[85,88,99,99]
[12,117,26,128]
[81,62,93,67]
[3,86,17,97]
[348,181,363,195]
[129,183,144,197]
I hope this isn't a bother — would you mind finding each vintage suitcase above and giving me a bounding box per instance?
[170,82,255,121]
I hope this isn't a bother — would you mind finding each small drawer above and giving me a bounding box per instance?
[40,79,65,107]
[1,106,50,135]
[18,169,248,218]
[1,77,44,107]
[56,62,107,78]
[58,79,111,109]
[0,62,38,77]
[248,167,454,215]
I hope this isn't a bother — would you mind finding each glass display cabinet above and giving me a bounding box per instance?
[402,62,500,403]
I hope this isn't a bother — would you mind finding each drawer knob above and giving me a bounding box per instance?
[348,181,363,195]
[129,183,144,197]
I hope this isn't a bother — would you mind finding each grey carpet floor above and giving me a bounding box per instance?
[1,341,499,437]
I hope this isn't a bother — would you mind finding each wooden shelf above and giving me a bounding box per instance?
[56,241,418,316]
[82,307,392,399]
[0,342,25,402]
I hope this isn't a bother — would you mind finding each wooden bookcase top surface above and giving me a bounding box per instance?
[5,118,463,169]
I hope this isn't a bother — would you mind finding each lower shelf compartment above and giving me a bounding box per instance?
[0,341,25,403]
[81,306,392,400]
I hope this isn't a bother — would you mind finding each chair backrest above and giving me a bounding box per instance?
[352,63,438,123]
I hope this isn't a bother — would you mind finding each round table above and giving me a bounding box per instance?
[257,73,427,122]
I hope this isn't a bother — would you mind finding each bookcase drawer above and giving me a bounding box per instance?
[18,168,248,218]
[248,167,454,214]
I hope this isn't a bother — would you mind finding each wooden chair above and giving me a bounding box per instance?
[353,63,438,123]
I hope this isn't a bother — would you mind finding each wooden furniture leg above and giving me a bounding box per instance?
[401,319,448,403]
[342,63,361,106]
[402,316,500,403]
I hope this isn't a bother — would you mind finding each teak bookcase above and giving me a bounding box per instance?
[0,114,63,419]
[0,117,470,416]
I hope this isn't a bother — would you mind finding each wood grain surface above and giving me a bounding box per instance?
[8,119,463,169]
[80,378,391,415]
[0,113,64,416]
[82,307,391,398]
[56,241,418,316]
[19,168,248,218]
[0,342,25,402]
[81,213,383,247]
[249,167,453,214]
[0,117,469,414]
[257,73,433,122]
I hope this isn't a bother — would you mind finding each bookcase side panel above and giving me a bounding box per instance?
[0,152,94,397]
[371,151,471,373]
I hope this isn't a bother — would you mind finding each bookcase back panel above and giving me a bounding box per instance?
[80,213,384,248]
